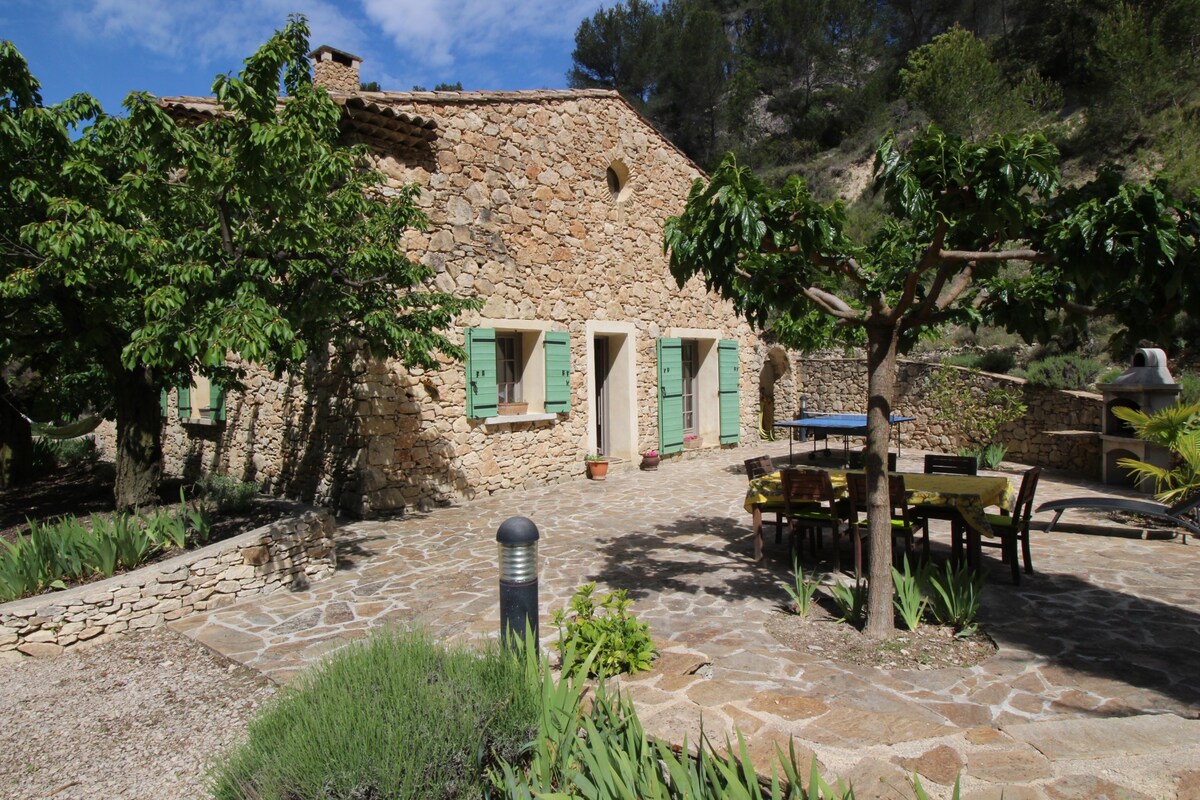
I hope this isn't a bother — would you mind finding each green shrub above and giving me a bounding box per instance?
[976,350,1016,374]
[51,436,99,468]
[928,368,1027,450]
[198,474,259,512]
[28,438,59,478]
[941,350,1015,374]
[781,555,821,617]
[925,560,984,636]
[493,639,952,798]
[958,442,1007,469]
[1179,373,1200,406]
[0,517,92,601]
[1020,354,1103,390]
[941,353,981,369]
[553,582,657,677]
[1097,366,1124,385]
[26,436,100,478]
[829,578,868,626]
[891,556,928,632]
[212,630,538,800]
[0,498,212,602]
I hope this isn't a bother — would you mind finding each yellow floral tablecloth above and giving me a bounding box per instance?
[744,469,1013,537]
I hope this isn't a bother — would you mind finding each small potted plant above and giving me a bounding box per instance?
[683,434,702,450]
[497,401,529,416]
[640,449,660,470]
[585,452,610,480]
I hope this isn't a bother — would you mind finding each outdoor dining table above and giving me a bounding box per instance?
[743,468,1014,564]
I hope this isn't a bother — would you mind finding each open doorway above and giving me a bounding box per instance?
[594,336,611,455]
[586,322,637,462]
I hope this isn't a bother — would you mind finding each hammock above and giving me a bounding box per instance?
[30,413,106,440]
[1,395,108,439]
[758,405,778,441]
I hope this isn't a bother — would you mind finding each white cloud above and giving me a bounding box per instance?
[361,0,602,71]
[62,0,366,67]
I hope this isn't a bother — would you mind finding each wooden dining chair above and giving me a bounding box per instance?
[917,453,979,543]
[955,466,1041,584]
[844,472,929,579]
[745,455,783,543]
[923,453,978,476]
[848,450,897,471]
[744,455,774,480]
[779,468,841,558]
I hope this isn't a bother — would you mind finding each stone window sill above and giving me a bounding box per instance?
[182,417,224,428]
[484,413,558,426]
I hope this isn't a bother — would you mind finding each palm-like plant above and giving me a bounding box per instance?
[1113,402,1200,502]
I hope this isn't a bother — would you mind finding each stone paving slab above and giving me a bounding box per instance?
[1003,714,1200,760]
[173,442,1200,798]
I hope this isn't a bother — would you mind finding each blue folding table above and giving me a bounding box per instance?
[773,412,915,464]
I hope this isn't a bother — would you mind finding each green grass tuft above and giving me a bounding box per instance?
[211,630,539,800]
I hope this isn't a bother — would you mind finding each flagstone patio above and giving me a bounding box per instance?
[172,441,1200,799]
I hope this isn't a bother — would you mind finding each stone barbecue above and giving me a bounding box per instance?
[1097,347,1179,489]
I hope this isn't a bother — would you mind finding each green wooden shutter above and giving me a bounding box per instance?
[211,384,226,422]
[178,385,191,419]
[466,327,498,419]
[544,332,571,412]
[657,338,684,454]
[718,339,740,445]
[160,389,168,419]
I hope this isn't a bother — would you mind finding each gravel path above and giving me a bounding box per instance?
[0,627,277,800]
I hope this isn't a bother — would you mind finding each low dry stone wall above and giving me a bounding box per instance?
[799,358,1103,476]
[0,502,336,657]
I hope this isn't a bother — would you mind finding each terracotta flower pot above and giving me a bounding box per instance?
[586,460,609,480]
[640,454,660,470]
[497,401,528,416]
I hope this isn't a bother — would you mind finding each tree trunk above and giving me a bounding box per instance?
[113,366,163,510]
[0,377,33,489]
[863,320,901,639]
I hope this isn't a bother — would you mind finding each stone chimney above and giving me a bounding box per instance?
[308,45,362,93]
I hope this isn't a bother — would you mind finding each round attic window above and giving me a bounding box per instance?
[606,160,631,203]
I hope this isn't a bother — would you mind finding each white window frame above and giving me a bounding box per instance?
[667,327,722,445]
[478,318,558,425]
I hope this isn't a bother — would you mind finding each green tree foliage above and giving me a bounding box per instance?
[0,18,478,508]
[664,128,1200,636]
[745,0,891,151]
[568,0,1200,194]
[568,0,662,103]
[901,26,1061,139]
[997,0,1117,95]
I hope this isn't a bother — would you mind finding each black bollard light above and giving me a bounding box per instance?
[496,515,539,650]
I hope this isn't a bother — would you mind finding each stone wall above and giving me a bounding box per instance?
[798,358,1103,476]
[0,503,335,657]
[146,91,778,517]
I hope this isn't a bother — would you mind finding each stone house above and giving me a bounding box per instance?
[149,46,799,517]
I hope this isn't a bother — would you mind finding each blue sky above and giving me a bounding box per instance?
[2,0,607,112]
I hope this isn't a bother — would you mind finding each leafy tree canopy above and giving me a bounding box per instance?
[0,17,479,507]
[665,128,1200,635]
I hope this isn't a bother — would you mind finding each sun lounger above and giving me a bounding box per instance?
[1037,494,1200,543]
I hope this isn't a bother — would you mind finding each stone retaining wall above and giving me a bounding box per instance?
[799,358,1103,476]
[0,503,336,657]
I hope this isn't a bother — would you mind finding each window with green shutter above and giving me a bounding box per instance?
[207,385,227,422]
[657,338,684,454]
[178,385,191,419]
[718,339,740,444]
[544,332,571,412]
[466,327,498,419]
